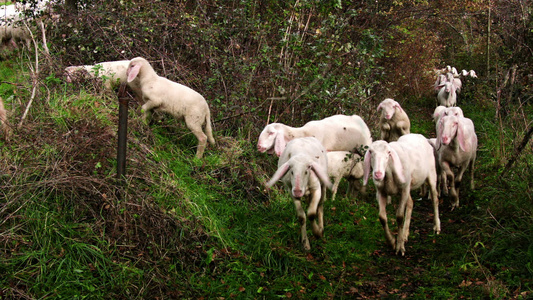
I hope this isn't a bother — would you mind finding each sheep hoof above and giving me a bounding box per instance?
[302,240,311,251]
[312,228,324,239]
[450,201,459,211]
[395,244,406,256]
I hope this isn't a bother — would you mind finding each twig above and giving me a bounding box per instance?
[39,19,50,58]
[18,21,40,129]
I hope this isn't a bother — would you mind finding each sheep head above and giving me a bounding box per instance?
[444,107,464,118]
[266,155,332,198]
[127,57,150,82]
[377,98,402,120]
[432,106,447,123]
[433,106,464,123]
[257,123,287,156]
[434,74,447,91]
[437,115,471,151]
[363,141,405,186]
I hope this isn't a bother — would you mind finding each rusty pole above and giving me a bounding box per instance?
[117,83,129,184]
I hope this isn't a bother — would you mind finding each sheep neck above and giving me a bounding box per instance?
[375,168,400,196]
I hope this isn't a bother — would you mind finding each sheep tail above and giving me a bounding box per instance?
[205,111,215,145]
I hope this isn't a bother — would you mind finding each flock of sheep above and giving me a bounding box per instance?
[0,53,479,255]
[258,67,478,255]
[434,65,477,107]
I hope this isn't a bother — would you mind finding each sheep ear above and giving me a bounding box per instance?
[436,120,443,150]
[394,102,403,112]
[266,162,291,188]
[311,162,333,190]
[274,131,287,157]
[389,148,406,184]
[127,64,141,82]
[377,103,383,111]
[457,121,468,152]
[363,149,372,186]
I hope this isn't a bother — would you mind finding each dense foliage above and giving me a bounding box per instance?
[0,0,532,298]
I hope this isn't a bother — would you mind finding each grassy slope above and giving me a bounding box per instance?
[1,56,532,300]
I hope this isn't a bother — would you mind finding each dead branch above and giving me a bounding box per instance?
[501,124,533,177]
[18,21,40,129]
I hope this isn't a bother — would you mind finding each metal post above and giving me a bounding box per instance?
[117,83,129,183]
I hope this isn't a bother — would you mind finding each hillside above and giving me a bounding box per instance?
[1,1,532,299]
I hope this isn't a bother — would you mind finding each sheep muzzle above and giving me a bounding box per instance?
[373,171,384,181]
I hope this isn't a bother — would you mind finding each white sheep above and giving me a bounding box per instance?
[64,60,135,92]
[257,114,372,157]
[436,115,477,209]
[126,57,215,159]
[451,67,459,77]
[0,97,11,141]
[432,106,464,124]
[446,72,462,94]
[434,74,447,92]
[363,134,441,256]
[326,151,365,201]
[0,25,31,49]
[266,137,333,251]
[437,81,457,107]
[461,69,478,78]
[431,106,464,195]
[377,98,410,142]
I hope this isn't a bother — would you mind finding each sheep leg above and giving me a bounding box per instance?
[455,164,467,184]
[444,164,459,210]
[331,177,341,201]
[395,188,412,256]
[428,177,441,234]
[469,156,476,190]
[358,180,367,196]
[308,188,323,239]
[419,183,427,198]
[380,125,390,141]
[377,191,395,249]
[441,161,454,198]
[141,100,159,124]
[437,172,443,197]
[450,162,470,209]
[440,169,448,196]
[311,191,325,239]
[348,178,364,197]
[185,117,208,159]
[293,199,310,251]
